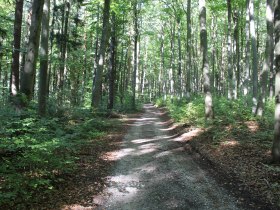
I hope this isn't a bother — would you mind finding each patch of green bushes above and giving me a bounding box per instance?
[0,106,117,209]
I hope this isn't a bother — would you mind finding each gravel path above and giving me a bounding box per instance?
[98,104,242,210]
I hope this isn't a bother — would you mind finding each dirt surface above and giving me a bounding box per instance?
[95,104,249,210]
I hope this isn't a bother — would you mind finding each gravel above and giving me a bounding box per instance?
[97,104,242,210]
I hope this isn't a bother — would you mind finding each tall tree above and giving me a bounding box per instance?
[58,0,70,101]
[10,0,24,97]
[199,0,213,119]
[132,0,139,109]
[186,0,191,98]
[20,0,44,100]
[227,0,234,99]
[108,12,117,110]
[38,0,50,116]
[249,0,259,114]
[257,0,274,116]
[91,0,111,108]
[272,0,280,163]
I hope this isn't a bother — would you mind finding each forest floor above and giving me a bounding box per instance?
[61,104,279,210]
[158,107,280,210]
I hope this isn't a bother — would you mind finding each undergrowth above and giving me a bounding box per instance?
[156,96,280,207]
[0,106,121,209]
[155,96,275,147]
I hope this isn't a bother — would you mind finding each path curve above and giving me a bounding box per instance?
[97,104,242,210]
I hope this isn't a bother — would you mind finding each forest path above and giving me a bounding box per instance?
[97,104,242,210]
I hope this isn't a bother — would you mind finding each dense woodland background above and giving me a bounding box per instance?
[1,0,280,208]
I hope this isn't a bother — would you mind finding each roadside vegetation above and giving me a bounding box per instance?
[0,105,125,209]
[156,96,280,208]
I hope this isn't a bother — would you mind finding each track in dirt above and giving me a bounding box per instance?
[97,104,245,210]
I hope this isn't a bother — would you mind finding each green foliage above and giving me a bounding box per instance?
[156,96,205,125]
[157,96,275,147]
[0,106,118,209]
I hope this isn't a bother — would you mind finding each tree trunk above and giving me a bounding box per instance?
[10,0,24,97]
[227,0,234,99]
[20,0,44,100]
[177,18,183,98]
[91,0,111,108]
[199,0,213,120]
[38,0,50,116]
[233,10,239,98]
[132,0,138,109]
[58,0,70,103]
[108,13,117,110]
[272,0,280,163]
[249,0,259,114]
[186,0,191,98]
[244,0,251,97]
[256,0,274,116]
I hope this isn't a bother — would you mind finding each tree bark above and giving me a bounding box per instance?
[186,0,191,98]
[108,12,117,110]
[227,0,234,99]
[272,0,280,163]
[58,0,70,103]
[257,0,274,116]
[38,0,50,116]
[249,0,259,114]
[20,0,44,100]
[132,0,138,109]
[91,0,111,108]
[199,0,213,120]
[10,0,24,97]
[244,0,251,97]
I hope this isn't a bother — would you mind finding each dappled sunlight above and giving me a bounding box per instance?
[131,135,170,144]
[102,148,136,161]
[137,117,157,121]
[220,140,240,147]
[154,150,172,158]
[160,124,177,131]
[98,104,245,209]
[170,128,204,143]
[62,204,93,210]
[136,143,160,155]
[244,121,259,132]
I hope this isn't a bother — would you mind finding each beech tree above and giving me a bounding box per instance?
[38,0,50,116]
[273,0,280,163]
[10,0,24,97]
[199,0,213,119]
[20,0,44,100]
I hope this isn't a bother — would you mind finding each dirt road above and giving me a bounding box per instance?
[97,104,243,210]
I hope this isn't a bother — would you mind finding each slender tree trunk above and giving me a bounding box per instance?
[0,37,3,100]
[272,0,280,163]
[10,0,24,97]
[257,0,274,116]
[48,0,56,97]
[244,0,251,97]
[91,0,111,108]
[177,18,183,98]
[233,10,240,98]
[249,0,259,114]
[20,0,44,101]
[38,0,50,116]
[227,0,234,99]
[186,0,191,98]
[132,0,138,109]
[199,0,213,120]
[270,2,275,99]
[58,0,70,103]
[169,21,175,98]
[108,13,117,110]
